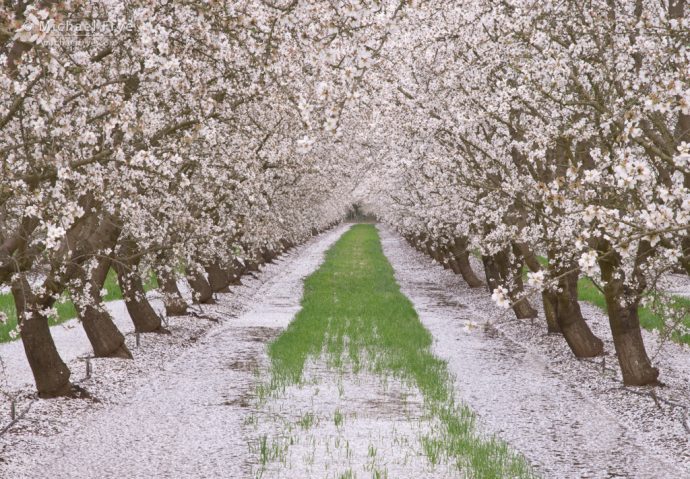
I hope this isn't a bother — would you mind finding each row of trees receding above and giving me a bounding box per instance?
[364,0,690,386]
[3,0,689,394]
[1,0,388,397]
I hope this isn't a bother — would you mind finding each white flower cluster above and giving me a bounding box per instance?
[491,287,511,309]
[527,271,545,289]
[296,136,315,154]
[13,6,53,45]
[578,251,599,277]
[44,224,66,251]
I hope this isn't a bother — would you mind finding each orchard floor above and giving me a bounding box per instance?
[0,224,689,478]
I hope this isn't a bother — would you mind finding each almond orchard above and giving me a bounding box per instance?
[1,1,689,477]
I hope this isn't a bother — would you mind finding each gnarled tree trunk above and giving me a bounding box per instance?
[598,242,659,385]
[483,247,537,319]
[160,272,188,316]
[680,237,690,276]
[114,259,164,333]
[603,286,659,385]
[549,270,603,357]
[261,247,276,264]
[451,237,484,288]
[245,259,260,273]
[279,239,293,252]
[226,259,244,285]
[541,292,561,333]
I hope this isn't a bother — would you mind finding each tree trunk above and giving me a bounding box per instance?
[115,261,164,333]
[482,254,501,294]
[515,242,542,273]
[552,271,603,357]
[541,292,561,333]
[246,260,260,273]
[680,236,690,276]
[12,278,72,398]
[447,257,462,274]
[75,258,131,358]
[603,290,659,385]
[508,249,537,319]
[261,248,276,264]
[437,248,451,269]
[598,244,659,385]
[205,263,231,293]
[452,237,484,288]
[280,239,293,252]
[483,249,537,319]
[226,259,244,285]
[160,273,188,316]
[187,271,216,304]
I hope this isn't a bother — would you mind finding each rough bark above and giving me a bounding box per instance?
[75,258,131,358]
[541,292,562,333]
[187,271,216,304]
[226,259,244,285]
[435,247,450,269]
[160,272,188,316]
[451,237,484,288]
[680,237,690,276]
[550,271,603,357]
[205,262,231,293]
[245,260,260,272]
[598,242,659,385]
[604,295,659,385]
[261,247,277,264]
[483,248,537,319]
[509,249,538,319]
[482,254,501,294]
[114,260,164,333]
[12,277,72,398]
[279,239,293,252]
[447,257,462,274]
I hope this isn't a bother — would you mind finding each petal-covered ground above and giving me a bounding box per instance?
[1,224,689,478]
[0,225,349,478]
[379,225,690,478]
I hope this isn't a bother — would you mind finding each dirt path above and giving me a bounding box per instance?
[378,225,690,479]
[0,225,351,479]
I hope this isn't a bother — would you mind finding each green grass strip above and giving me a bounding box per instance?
[0,269,159,343]
[267,224,534,478]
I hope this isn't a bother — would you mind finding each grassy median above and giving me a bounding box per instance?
[267,224,533,478]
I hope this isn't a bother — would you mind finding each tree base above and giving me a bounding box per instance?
[194,297,217,305]
[165,304,189,317]
[37,381,74,399]
[105,343,133,359]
